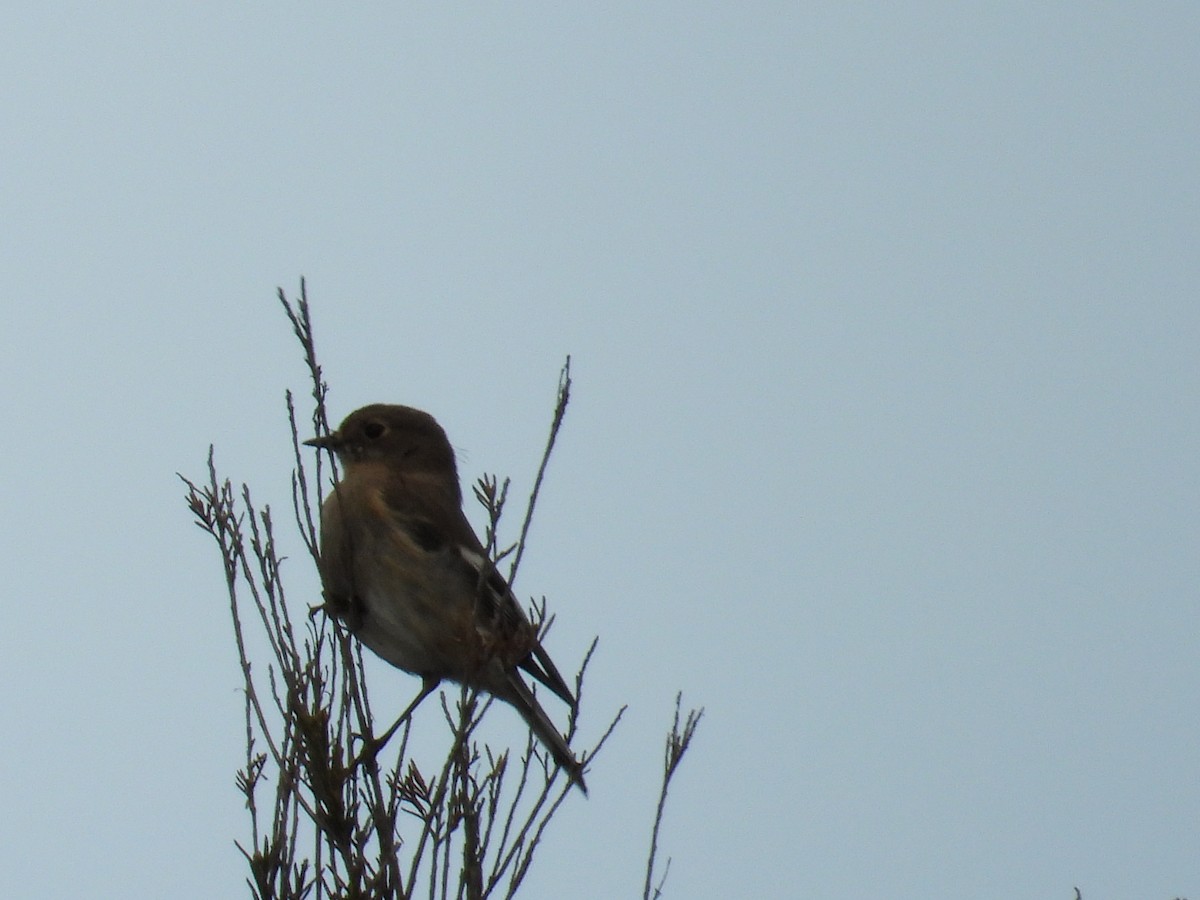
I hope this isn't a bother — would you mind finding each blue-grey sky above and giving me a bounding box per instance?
[2,4,1197,898]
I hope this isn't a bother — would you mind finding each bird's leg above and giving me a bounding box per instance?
[352,675,440,768]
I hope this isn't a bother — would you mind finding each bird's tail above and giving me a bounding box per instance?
[502,673,587,794]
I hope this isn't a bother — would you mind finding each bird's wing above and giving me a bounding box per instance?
[381,478,578,709]
[454,543,577,709]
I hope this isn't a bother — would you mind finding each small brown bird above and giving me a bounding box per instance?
[305,404,586,792]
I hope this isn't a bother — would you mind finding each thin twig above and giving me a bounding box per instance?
[642,694,704,900]
[507,356,571,589]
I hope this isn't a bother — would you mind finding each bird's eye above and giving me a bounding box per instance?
[364,422,386,440]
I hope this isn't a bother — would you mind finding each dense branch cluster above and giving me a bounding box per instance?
[182,282,701,899]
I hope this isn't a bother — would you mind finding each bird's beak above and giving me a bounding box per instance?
[304,431,342,450]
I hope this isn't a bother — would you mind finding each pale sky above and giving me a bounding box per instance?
[2,4,1197,898]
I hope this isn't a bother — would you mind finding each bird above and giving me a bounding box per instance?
[304,403,586,792]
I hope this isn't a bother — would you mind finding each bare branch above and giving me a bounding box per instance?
[507,356,571,590]
[643,694,704,900]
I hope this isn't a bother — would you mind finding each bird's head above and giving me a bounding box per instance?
[305,404,458,478]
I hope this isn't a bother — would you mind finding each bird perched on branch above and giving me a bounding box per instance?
[305,404,586,792]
